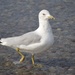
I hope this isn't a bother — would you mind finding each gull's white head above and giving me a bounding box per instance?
[39,9,55,20]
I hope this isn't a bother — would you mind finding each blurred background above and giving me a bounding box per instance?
[0,0,75,75]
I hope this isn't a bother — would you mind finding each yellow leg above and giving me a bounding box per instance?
[31,54,43,68]
[16,48,25,63]
[31,54,35,65]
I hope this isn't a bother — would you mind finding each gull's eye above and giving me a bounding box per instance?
[43,13,45,16]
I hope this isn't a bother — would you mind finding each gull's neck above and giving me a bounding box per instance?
[36,18,52,35]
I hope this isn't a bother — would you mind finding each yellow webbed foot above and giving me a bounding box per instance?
[33,64,44,68]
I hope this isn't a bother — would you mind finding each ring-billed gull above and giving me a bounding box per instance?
[0,9,55,66]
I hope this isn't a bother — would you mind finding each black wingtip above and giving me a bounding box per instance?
[0,38,2,43]
[0,41,2,43]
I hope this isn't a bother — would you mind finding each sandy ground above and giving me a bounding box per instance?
[0,0,75,75]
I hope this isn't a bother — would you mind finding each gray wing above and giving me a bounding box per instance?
[1,31,41,47]
[19,31,41,45]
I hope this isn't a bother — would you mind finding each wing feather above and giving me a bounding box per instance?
[0,31,41,47]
